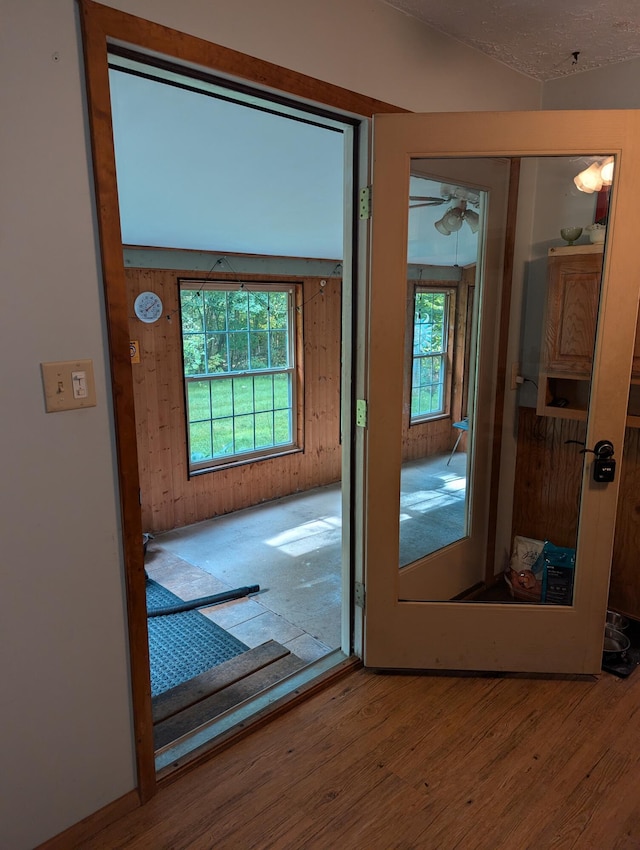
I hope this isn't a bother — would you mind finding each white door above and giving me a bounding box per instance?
[362,109,640,674]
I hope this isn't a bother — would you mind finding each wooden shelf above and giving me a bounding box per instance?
[537,246,640,429]
[547,243,604,258]
[538,374,640,427]
[536,373,590,420]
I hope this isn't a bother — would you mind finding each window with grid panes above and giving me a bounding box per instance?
[410,289,450,422]
[180,281,299,472]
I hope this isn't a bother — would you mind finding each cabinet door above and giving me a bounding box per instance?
[544,253,601,375]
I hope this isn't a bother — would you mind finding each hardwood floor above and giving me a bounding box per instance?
[81,666,640,849]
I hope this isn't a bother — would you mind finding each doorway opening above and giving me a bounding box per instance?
[80,0,412,799]
[108,49,358,766]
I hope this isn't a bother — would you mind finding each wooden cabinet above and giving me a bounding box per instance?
[537,244,640,426]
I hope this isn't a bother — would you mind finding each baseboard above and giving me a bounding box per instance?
[35,789,140,850]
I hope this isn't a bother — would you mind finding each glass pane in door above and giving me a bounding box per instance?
[400,170,485,568]
[396,154,614,606]
[503,155,612,609]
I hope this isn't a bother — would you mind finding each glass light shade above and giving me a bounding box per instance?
[443,207,464,232]
[464,209,480,234]
[435,205,466,235]
[434,217,453,235]
[600,157,614,185]
[574,162,603,194]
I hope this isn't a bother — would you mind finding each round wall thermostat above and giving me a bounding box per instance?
[134,291,163,323]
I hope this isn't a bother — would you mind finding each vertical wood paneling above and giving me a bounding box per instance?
[127,267,343,532]
[511,407,585,548]
[512,406,640,619]
[130,263,471,533]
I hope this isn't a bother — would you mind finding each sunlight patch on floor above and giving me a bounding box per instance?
[266,516,342,556]
[441,477,466,493]
[401,490,461,512]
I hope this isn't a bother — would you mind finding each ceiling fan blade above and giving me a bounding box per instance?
[409,201,440,210]
[409,195,444,203]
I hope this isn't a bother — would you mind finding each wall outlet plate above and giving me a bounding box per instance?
[41,359,97,412]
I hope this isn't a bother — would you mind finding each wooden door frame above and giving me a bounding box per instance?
[79,0,406,802]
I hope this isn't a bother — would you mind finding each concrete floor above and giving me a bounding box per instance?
[149,483,342,665]
[399,452,467,565]
[147,451,467,669]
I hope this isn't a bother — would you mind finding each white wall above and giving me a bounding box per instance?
[1,4,136,849]
[0,1,539,847]
[105,0,541,113]
[543,58,640,110]
[511,59,640,407]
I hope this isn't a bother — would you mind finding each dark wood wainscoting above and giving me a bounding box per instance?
[512,406,640,619]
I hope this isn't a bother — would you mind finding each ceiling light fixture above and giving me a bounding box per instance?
[434,200,479,236]
[463,208,480,234]
[574,156,615,194]
[435,205,464,236]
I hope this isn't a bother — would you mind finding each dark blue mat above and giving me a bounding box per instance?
[146,580,249,697]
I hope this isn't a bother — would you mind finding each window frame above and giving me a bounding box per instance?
[179,278,304,474]
[409,284,457,424]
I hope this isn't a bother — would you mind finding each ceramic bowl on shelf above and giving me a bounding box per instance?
[560,226,583,245]
[586,223,606,244]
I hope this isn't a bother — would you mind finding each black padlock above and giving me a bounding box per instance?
[593,440,616,482]
[594,457,616,482]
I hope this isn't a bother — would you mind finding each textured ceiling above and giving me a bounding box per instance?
[383,0,640,81]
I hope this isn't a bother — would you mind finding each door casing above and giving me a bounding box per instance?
[80,0,405,800]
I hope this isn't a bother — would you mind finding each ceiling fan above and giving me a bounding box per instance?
[409,183,481,209]
[410,183,481,235]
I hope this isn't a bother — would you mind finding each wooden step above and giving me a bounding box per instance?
[152,639,291,724]
[154,648,306,751]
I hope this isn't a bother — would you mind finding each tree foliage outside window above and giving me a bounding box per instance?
[180,282,297,470]
[411,290,449,421]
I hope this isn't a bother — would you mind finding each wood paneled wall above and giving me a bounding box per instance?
[511,406,640,619]
[127,267,343,532]
[511,407,586,548]
[401,273,473,462]
[128,262,472,533]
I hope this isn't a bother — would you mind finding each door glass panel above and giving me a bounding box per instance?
[400,169,484,568]
[397,155,614,605]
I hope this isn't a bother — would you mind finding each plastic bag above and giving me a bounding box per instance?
[539,541,575,605]
[505,535,544,602]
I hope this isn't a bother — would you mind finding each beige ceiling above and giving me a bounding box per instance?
[383,0,640,81]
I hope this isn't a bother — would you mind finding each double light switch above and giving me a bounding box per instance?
[41,359,97,412]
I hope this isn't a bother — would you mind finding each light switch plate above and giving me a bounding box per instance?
[41,359,97,412]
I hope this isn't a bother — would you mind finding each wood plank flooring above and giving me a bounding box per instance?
[79,666,640,849]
